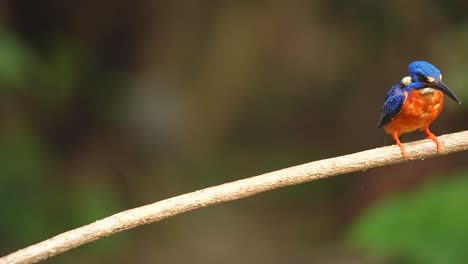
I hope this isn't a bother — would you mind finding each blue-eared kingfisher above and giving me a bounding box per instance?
[377,61,461,158]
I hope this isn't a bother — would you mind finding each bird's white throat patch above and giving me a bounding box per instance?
[420,87,438,94]
[401,76,412,86]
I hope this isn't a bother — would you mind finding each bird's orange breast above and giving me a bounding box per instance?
[384,89,444,135]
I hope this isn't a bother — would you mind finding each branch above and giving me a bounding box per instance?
[2,130,468,264]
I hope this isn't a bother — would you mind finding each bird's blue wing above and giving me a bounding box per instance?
[377,84,406,128]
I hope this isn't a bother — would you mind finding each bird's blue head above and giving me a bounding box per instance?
[404,61,461,104]
[408,61,442,82]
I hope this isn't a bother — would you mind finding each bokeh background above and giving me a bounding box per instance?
[1,1,468,263]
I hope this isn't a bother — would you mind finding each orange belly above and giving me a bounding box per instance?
[384,89,444,136]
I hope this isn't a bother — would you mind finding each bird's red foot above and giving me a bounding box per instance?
[424,127,441,152]
[392,131,407,158]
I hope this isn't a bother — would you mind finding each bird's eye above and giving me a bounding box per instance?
[417,73,425,81]
[400,76,412,86]
[426,76,435,83]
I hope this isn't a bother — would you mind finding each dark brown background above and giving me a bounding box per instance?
[0,1,467,263]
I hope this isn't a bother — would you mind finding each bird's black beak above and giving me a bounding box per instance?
[428,79,461,104]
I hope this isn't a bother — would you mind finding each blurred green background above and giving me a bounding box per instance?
[0,1,467,263]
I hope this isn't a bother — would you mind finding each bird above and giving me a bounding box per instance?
[377,61,461,158]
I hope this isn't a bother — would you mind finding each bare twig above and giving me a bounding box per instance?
[1,130,468,264]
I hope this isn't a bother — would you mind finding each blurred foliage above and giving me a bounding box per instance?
[0,30,34,87]
[0,122,127,250]
[349,171,468,264]
[33,41,85,111]
[0,121,52,243]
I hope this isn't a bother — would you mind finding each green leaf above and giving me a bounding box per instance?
[348,171,468,264]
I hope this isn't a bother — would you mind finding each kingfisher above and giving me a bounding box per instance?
[377,61,461,158]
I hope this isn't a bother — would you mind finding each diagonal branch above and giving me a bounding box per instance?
[2,130,468,264]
